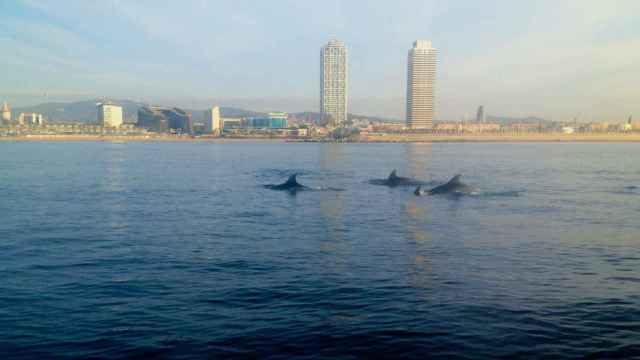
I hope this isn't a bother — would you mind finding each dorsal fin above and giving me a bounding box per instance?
[447,174,462,185]
[285,174,298,186]
[389,169,398,180]
[414,185,422,195]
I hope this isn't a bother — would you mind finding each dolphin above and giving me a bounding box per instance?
[418,174,478,196]
[264,174,307,191]
[369,170,424,187]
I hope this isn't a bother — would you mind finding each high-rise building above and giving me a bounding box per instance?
[320,39,348,127]
[476,106,485,123]
[204,106,221,134]
[98,103,124,128]
[1,102,11,123]
[137,106,193,134]
[406,40,437,129]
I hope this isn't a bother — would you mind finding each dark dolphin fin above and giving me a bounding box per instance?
[447,174,462,185]
[428,175,462,195]
[414,185,422,196]
[389,169,398,180]
[285,174,299,186]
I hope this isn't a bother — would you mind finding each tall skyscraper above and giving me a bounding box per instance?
[406,40,437,129]
[98,103,124,128]
[1,102,11,123]
[476,106,485,123]
[320,39,348,127]
[204,106,221,134]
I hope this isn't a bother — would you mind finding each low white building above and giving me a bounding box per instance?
[18,112,45,126]
[98,103,123,128]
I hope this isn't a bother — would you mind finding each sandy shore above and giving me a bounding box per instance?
[0,135,287,143]
[1,133,639,142]
[359,133,640,143]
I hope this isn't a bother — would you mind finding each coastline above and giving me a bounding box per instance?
[1,133,639,143]
[0,135,288,143]
[357,133,640,143]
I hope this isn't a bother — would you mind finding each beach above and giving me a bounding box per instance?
[1,133,640,142]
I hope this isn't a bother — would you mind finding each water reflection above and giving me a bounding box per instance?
[319,144,346,245]
[105,142,125,193]
[404,142,432,180]
[316,144,349,282]
[102,142,128,235]
[403,143,432,226]
[403,144,433,290]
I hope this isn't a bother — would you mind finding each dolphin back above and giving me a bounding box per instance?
[428,174,462,195]
[265,173,303,190]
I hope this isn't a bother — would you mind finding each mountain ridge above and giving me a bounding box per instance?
[13,99,399,124]
[13,100,267,124]
[13,99,549,125]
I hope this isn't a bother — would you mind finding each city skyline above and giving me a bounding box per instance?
[1,1,639,121]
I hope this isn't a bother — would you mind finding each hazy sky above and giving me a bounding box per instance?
[1,0,638,120]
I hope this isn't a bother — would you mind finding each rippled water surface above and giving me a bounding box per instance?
[1,141,639,359]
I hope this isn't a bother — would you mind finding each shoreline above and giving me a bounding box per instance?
[357,133,640,143]
[1,134,639,143]
[0,135,288,143]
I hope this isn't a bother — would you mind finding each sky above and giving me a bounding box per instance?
[0,0,638,121]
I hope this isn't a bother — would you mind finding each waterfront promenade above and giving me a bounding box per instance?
[358,132,640,142]
[1,133,640,142]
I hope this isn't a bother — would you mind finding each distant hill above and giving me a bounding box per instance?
[348,113,396,123]
[290,111,395,125]
[14,99,396,124]
[13,99,266,124]
[290,112,322,123]
[14,100,134,123]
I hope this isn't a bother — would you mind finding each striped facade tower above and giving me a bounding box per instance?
[406,40,437,129]
[320,39,348,127]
